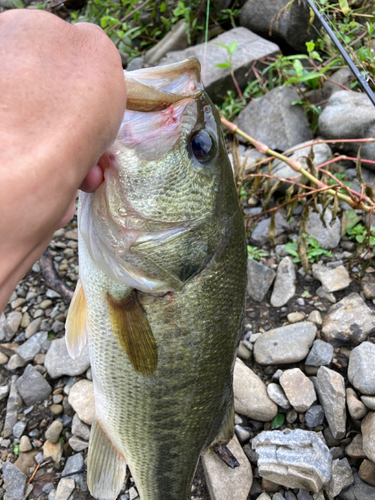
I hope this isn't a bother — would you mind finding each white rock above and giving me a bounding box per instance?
[68,380,95,425]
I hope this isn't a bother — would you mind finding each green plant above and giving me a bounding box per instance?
[13,443,20,456]
[247,245,269,261]
[284,236,332,263]
[272,413,285,429]
[215,40,244,101]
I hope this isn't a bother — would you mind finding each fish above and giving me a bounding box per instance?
[65,57,247,500]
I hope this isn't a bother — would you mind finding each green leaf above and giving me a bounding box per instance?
[339,0,350,16]
[160,2,166,12]
[272,413,285,429]
[228,40,238,56]
[293,59,304,78]
[297,71,324,83]
[306,40,315,53]
[216,62,232,69]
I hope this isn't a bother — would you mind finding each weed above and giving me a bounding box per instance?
[284,236,332,263]
[13,443,20,456]
[247,245,269,261]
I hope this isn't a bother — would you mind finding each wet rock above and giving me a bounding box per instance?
[361,412,375,463]
[247,259,276,302]
[54,478,75,500]
[235,86,313,152]
[72,413,90,441]
[340,472,375,500]
[250,211,290,247]
[305,340,334,367]
[270,141,332,192]
[4,375,23,438]
[346,388,367,420]
[254,321,316,365]
[45,421,63,444]
[319,91,375,164]
[348,342,375,395]
[306,205,341,250]
[145,20,188,65]
[359,458,375,486]
[160,27,279,104]
[25,318,42,339]
[315,367,346,439]
[345,434,367,459]
[305,405,325,428]
[68,379,95,425]
[44,337,90,378]
[240,0,321,52]
[279,368,316,412]
[202,434,252,500]
[361,395,375,411]
[267,383,291,409]
[324,458,354,497]
[270,256,296,307]
[2,462,27,500]
[233,358,278,421]
[15,330,47,362]
[43,440,63,463]
[312,263,351,292]
[252,429,331,493]
[16,364,52,406]
[321,293,375,346]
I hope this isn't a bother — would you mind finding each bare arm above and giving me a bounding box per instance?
[0,9,126,311]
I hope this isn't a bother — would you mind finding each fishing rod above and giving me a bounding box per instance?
[305,0,375,107]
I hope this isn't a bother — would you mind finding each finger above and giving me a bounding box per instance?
[79,164,104,193]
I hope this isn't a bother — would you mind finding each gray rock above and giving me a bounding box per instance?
[270,256,296,307]
[72,413,90,441]
[68,435,89,451]
[346,388,367,420]
[145,20,188,64]
[0,384,9,401]
[160,27,279,104]
[315,367,346,439]
[235,86,313,152]
[361,412,375,463]
[15,331,47,362]
[233,358,278,421]
[247,259,276,302]
[297,491,313,500]
[25,318,42,339]
[7,353,27,370]
[3,311,22,341]
[306,205,341,250]
[3,376,22,438]
[45,421,63,444]
[305,340,334,367]
[312,264,351,293]
[348,342,375,395]
[305,405,325,428]
[44,337,90,379]
[16,364,52,406]
[240,0,321,52]
[52,320,65,334]
[287,312,305,323]
[68,380,95,425]
[345,434,367,459]
[339,472,375,500]
[62,453,86,491]
[46,289,61,299]
[358,458,375,486]
[202,434,252,500]
[250,211,290,247]
[252,429,331,493]
[316,286,336,304]
[54,478,75,500]
[126,57,144,71]
[0,313,6,341]
[321,293,375,346]
[254,321,316,365]
[271,141,332,192]
[307,310,322,326]
[267,383,291,409]
[319,91,375,165]
[361,395,375,411]
[279,368,316,412]
[12,420,26,438]
[2,462,27,500]
[324,458,354,497]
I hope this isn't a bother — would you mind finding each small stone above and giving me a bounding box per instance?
[4,311,23,340]
[348,342,375,395]
[12,420,26,438]
[316,286,336,303]
[129,486,139,500]
[19,436,32,453]
[280,368,316,412]
[50,404,63,416]
[0,351,9,364]
[339,472,375,500]
[25,318,42,339]
[43,440,63,463]
[306,340,334,368]
[52,320,65,334]
[45,337,90,378]
[39,300,53,310]
[307,310,322,326]
[362,396,375,411]
[286,408,298,424]
[361,412,375,463]
[307,205,341,250]
[345,434,367,459]
[72,413,91,441]
[233,358,277,421]
[305,405,325,428]
[46,289,61,299]
[68,380,95,425]
[16,364,52,406]
[33,309,44,319]
[312,263,351,292]
[287,312,305,323]
[62,453,85,490]
[53,394,63,404]
[267,383,291,409]
[324,458,354,497]
[54,478,75,500]
[15,331,47,362]
[14,451,37,474]
[7,353,27,370]
[2,462,27,500]
[4,375,23,437]
[20,312,30,329]
[346,388,368,420]
[247,259,276,302]
[315,366,346,439]
[237,341,252,361]
[202,434,252,500]
[359,458,375,486]
[0,384,9,400]
[45,421,63,444]
[68,435,89,452]
[254,321,316,365]
[270,256,296,307]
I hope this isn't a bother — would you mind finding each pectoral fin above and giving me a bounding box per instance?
[87,418,127,500]
[65,279,88,359]
[107,291,158,376]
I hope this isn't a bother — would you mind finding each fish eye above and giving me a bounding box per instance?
[190,130,213,160]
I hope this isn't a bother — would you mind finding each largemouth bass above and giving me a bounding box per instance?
[66,57,247,500]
